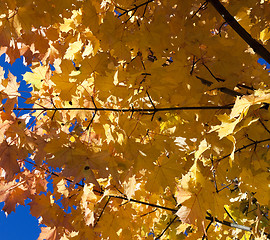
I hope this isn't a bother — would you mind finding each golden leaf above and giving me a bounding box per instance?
[123,175,136,200]
[23,64,48,90]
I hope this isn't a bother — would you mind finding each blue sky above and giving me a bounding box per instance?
[0,202,41,240]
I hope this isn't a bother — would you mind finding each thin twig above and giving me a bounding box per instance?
[190,56,200,75]
[258,118,270,135]
[113,184,126,197]
[94,196,111,227]
[23,159,253,232]
[224,206,237,224]
[202,63,225,82]
[130,104,135,118]
[117,0,154,18]
[85,112,96,131]
[142,2,149,17]
[155,216,178,239]
[125,8,137,23]
[111,195,177,212]
[191,1,208,18]
[217,182,232,193]
[140,209,157,217]
[85,96,97,131]
[146,90,156,121]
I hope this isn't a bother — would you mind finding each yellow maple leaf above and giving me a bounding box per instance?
[123,175,136,200]
[2,72,20,98]
[210,113,240,139]
[176,223,190,235]
[56,179,69,198]
[240,168,270,205]
[195,139,210,160]
[64,38,83,60]
[175,186,192,205]
[23,64,48,90]
[80,184,97,226]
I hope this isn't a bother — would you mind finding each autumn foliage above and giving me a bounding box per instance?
[1,0,270,239]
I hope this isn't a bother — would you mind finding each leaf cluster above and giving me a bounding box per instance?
[0,0,270,239]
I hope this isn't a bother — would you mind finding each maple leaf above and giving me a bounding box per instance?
[0,141,21,181]
[0,179,30,214]
[2,185,29,214]
[23,64,49,90]
[1,72,20,98]
[80,184,97,226]
[240,168,270,206]
[37,227,57,240]
[123,175,136,200]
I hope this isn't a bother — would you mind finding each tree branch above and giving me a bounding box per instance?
[208,0,270,64]
[23,159,178,213]
[10,104,233,113]
[23,159,253,233]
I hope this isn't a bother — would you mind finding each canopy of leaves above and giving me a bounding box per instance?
[0,0,270,239]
